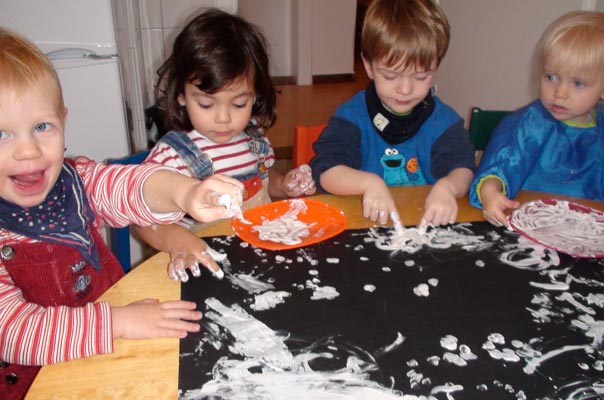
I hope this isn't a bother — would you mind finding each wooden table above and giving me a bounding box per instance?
[25,187,603,399]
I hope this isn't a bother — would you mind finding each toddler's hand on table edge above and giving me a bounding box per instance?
[112,299,202,340]
[168,246,222,282]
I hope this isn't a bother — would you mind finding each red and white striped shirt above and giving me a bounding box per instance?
[145,130,275,178]
[0,157,183,366]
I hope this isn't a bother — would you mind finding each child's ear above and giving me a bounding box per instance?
[177,94,186,106]
[361,53,375,80]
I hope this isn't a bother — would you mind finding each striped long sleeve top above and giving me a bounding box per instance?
[0,157,183,366]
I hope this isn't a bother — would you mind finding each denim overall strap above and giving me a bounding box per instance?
[158,131,214,179]
[248,137,270,156]
[248,137,271,179]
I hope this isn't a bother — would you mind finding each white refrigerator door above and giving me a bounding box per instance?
[52,56,131,161]
[0,0,118,54]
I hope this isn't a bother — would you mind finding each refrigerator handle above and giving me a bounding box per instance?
[46,48,117,61]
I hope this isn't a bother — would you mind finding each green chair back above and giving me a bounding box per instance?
[468,107,511,151]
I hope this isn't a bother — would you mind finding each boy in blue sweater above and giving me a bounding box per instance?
[311,0,475,228]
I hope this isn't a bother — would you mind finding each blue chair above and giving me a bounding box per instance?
[106,150,150,272]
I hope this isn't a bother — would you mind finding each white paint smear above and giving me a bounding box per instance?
[510,199,604,258]
[440,335,458,351]
[250,291,292,311]
[368,223,562,271]
[498,237,560,270]
[413,283,430,297]
[523,345,589,374]
[364,284,376,293]
[181,298,427,400]
[311,285,340,300]
[367,224,486,255]
[228,273,275,294]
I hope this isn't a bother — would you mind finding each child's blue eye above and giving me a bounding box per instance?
[0,130,7,139]
[574,80,586,88]
[34,123,50,132]
[544,73,557,82]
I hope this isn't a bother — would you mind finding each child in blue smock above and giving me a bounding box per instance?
[469,11,604,226]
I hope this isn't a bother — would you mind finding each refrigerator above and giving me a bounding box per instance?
[0,0,131,162]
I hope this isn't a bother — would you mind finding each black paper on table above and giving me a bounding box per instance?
[178,222,604,400]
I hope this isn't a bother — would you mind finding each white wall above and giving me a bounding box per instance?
[310,0,356,76]
[241,0,357,84]
[239,0,293,77]
[437,0,584,121]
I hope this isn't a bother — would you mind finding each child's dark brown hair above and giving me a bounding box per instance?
[155,8,276,138]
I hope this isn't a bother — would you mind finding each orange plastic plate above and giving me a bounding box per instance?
[231,199,348,250]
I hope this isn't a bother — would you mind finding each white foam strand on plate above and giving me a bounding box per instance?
[182,298,427,400]
[252,199,316,245]
[511,200,604,257]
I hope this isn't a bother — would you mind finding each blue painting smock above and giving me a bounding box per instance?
[310,90,475,191]
[469,100,604,207]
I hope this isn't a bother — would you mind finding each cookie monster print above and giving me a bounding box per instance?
[380,149,426,186]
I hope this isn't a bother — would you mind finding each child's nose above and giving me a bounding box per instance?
[554,82,569,99]
[396,79,412,95]
[14,135,43,160]
[215,107,232,124]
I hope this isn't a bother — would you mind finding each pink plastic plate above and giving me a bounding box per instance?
[508,198,604,258]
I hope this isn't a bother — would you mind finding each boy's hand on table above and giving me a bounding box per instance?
[112,299,202,339]
[422,180,459,227]
[362,177,397,225]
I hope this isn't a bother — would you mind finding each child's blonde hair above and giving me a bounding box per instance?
[361,0,450,71]
[534,11,604,85]
[0,27,65,112]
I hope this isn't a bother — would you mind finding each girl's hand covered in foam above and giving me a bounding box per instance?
[283,164,316,197]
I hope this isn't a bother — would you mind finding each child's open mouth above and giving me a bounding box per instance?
[11,171,45,191]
